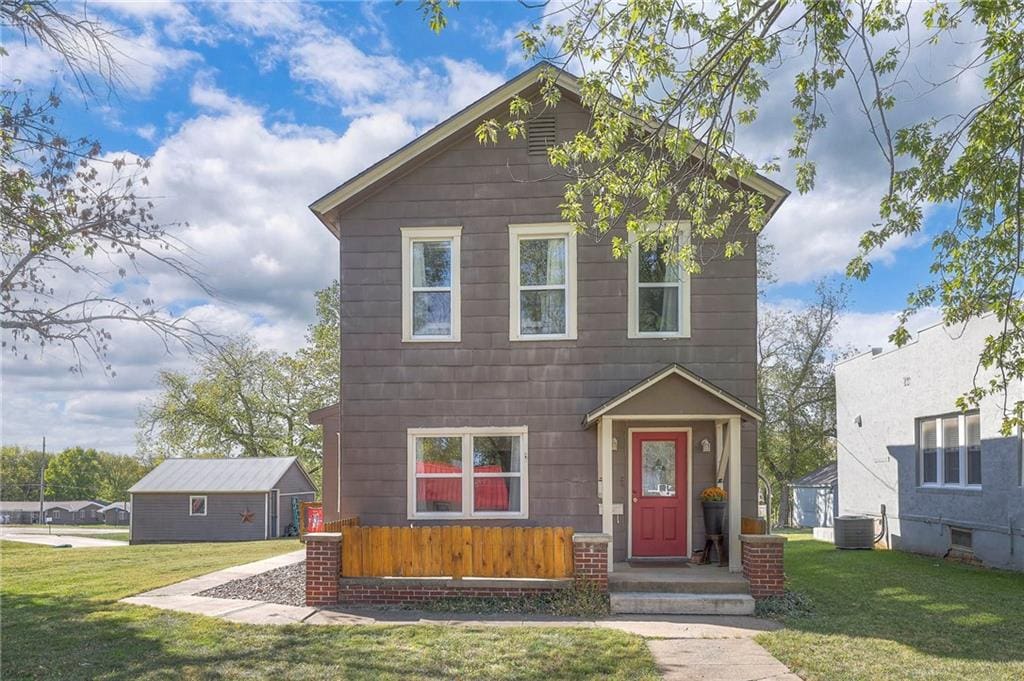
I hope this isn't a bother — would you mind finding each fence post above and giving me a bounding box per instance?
[305,531,342,606]
[572,532,611,593]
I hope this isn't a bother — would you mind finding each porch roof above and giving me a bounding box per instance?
[582,363,762,427]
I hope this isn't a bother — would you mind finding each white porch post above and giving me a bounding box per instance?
[728,416,743,572]
[598,416,615,572]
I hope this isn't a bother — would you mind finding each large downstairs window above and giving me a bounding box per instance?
[919,411,981,488]
[627,224,691,338]
[508,224,577,341]
[408,427,528,519]
[401,226,462,342]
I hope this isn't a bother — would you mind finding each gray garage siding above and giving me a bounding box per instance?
[131,492,268,543]
[330,94,759,530]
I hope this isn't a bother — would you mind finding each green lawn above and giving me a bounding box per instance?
[757,532,1024,681]
[0,539,657,681]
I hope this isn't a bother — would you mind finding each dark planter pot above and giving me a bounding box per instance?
[702,501,727,536]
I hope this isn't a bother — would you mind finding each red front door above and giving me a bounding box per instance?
[631,431,688,558]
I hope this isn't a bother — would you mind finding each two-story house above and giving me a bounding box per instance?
[307,64,788,576]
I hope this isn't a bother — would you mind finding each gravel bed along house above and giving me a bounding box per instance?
[198,561,306,606]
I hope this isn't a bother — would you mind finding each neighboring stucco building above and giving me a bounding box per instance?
[307,63,790,571]
[836,315,1024,570]
[790,463,837,528]
[129,457,316,544]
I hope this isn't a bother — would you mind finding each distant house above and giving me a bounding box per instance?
[128,457,316,544]
[99,501,131,526]
[790,463,837,528]
[0,500,105,525]
[837,315,1024,570]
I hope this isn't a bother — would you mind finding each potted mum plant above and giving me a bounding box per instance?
[700,486,727,536]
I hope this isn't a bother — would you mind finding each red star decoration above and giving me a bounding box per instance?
[240,509,255,523]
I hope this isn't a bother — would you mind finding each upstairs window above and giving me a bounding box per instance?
[401,226,462,342]
[509,224,577,341]
[918,411,981,488]
[627,225,691,338]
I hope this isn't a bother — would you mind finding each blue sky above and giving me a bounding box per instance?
[3,1,959,452]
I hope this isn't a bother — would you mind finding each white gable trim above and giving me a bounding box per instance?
[583,364,762,426]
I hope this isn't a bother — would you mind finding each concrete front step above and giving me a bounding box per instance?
[609,568,751,595]
[609,576,750,594]
[610,592,756,616]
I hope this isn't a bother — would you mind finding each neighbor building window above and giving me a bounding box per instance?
[508,224,577,341]
[408,427,528,519]
[189,495,207,516]
[627,224,691,338]
[401,226,462,342]
[918,411,981,488]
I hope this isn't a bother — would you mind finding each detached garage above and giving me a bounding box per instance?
[129,457,316,544]
[791,462,838,528]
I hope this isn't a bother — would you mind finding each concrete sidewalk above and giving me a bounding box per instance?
[120,550,799,679]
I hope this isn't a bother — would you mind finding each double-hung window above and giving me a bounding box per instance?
[509,224,577,340]
[627,224,691,338]
[408,427,528,519]
[401,226,461,342]
[918,411,981,488]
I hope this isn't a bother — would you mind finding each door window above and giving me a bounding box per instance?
[641,440,677,497]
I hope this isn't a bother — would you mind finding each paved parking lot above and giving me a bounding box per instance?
[0,526,127,548]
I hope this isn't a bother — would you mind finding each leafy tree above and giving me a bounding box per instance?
[1,2,212,373]
[427,1,1024,431]
[96,452,150,502]
[137,282,341,490]
[44,446,103,501]
[0,446,48,501]
[758,282,846,527]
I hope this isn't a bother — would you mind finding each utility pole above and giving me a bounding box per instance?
[38,437,46,525]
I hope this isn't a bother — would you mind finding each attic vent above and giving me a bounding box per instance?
[527,114,557,156]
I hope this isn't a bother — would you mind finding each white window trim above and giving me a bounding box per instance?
[189,495,208,516]
[407,426,529,520]
[627,222,691,339]
[918,411,981,490]
[508,223,577,341]
[401,226,462,342]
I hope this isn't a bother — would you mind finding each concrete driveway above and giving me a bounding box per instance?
[0,527,127,548]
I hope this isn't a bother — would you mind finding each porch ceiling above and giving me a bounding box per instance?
[583,364,762,427]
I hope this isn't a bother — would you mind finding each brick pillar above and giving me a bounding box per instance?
[305,532,342,607]
[572,532,611,592]
[740,533,787,598]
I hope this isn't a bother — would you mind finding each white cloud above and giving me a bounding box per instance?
[2,76,419,453]
[763,180,927,284]
[288,36,504,123]
[834,308,944,357]
[1,20,197,96]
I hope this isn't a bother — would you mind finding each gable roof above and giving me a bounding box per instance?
[128,457,311,494]
[792,462,838,487]
[99,501,131,513]
[583,363,763,426]
[309,62,789,233]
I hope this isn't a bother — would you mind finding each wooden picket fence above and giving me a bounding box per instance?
[340,526,575,579]
[324,516,361,532]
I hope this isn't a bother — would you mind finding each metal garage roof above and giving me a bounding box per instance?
[129,457,302,493]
